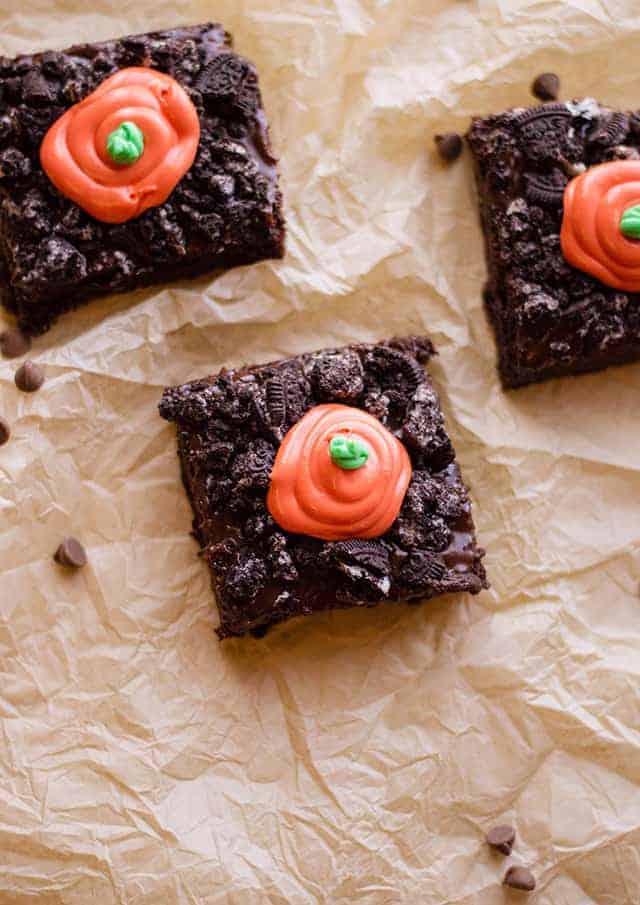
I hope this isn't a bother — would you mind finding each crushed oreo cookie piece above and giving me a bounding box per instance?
[223,550,268,605]
[515,104,573,163]
[588,111,629,149]
[400,551,447,589]
[196,51,256,116]
[265,376,287,427]
[312,349,364,402]
[366,345,425,398]
[323,539,392,599]
[524,172,566,207]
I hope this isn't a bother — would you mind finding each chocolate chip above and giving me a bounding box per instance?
[531,72,560,101]
[14,360,44,393]
[54,537,87,569]
[503,867,536,892]
[0,416,10,446]
[434,132,463,162]
[0,327,31,358]
[486,825,516,855]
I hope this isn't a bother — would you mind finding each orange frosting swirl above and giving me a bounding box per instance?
[40,67,200,224]
[560,161,640,291]
[267,404,412,541]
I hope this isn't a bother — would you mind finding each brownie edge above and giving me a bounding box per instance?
[0,23,285,334]
[160,336,488,639]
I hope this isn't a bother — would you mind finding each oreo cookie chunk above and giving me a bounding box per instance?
[0,24,285,334]
[159,337,488,639]
[467,99,640,387]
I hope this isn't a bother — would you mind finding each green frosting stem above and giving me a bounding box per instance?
[329,435,369,470]
[106,121,144,165]
[620,203,640,239]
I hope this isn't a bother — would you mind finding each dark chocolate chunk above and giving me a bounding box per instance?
[434,132,463,162]
[14,360,44,392]
[54,537,88,568]
[0,327,31,358]
[503,867,536,892]
[486,825,516,855]
[0,416,10,446]
[531,72,560,101]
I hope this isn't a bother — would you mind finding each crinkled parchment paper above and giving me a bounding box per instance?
[2,1,640,902]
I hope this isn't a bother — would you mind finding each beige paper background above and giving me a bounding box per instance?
[1,0,640,902]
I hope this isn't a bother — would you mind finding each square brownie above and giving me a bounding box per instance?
[467,99,640,387]
[159,337,488,639]
[0,23,285,334]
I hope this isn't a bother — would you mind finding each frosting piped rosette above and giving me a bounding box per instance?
[40,67,200,223]
[560,160,640,291]
[267,404,412,541]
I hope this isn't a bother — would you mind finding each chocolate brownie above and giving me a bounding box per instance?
[467,99,640,387]
[0,24,285,334]
[159,337,488,639]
